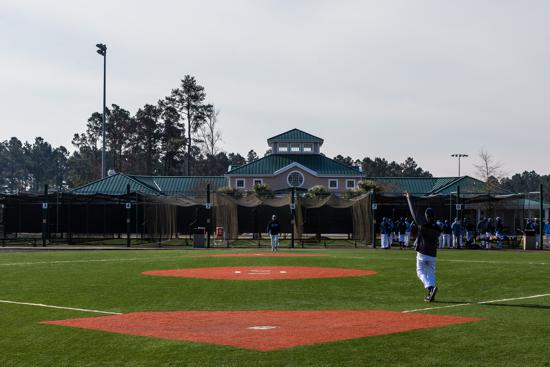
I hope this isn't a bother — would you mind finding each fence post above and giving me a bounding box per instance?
[206,184,211,248]
[126,184,131,248]
[0,202,5,247]
[291,188,295,249]
[457,185,461,219]
[42,184,48,247]
[67,196,72,245]
[371,190,377,248]
[540,184,544,250]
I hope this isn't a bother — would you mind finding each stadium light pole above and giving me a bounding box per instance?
[451,154,468,177]
[96,43,107,178]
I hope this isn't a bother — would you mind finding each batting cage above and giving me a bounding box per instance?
[0,186,546,249]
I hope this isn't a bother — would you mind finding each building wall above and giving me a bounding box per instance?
[228,167,363,191]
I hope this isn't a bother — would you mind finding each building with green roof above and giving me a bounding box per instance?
[226,129,363,192]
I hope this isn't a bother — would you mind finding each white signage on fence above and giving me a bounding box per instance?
[205,203,212,210]
[290,203,296,210]
[125,203,132,209]
[372,203,378,210]
[456,204,463,210]
[42,203,48,209]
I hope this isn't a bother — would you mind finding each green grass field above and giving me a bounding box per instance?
[1,248,549,366]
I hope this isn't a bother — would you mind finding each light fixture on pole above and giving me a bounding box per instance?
[451,153,468,177]
[96,43,107,178]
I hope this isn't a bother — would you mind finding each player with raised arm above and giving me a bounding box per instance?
[405,192,439,302]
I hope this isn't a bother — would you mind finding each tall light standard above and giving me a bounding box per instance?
[96,43,107,178]
[451,153,468,177]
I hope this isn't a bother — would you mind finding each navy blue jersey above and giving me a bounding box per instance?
[451,222,462,235]
[267,220,281,235]
[415,220,440,257]
[398,221,407,235]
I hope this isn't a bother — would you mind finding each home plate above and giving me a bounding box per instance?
[143,266,377,280]
[41,310,483,351]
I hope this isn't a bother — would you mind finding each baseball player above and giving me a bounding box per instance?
[486,218,495,249]
[267,215,281,252]
[451,217,462,249]
[495,217,504,248]
[442,220,452,248]
[380,218,387,249]
[465,218,475,247]
[405,192,439,302]
[398,218,407,249]
[404,217,412,248]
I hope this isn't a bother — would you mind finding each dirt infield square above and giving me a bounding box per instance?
[42,310,481,351]
[142,266,377,280]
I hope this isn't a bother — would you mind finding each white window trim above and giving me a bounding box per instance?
[287,171,305,188]
[303,143,313,152]
[236,178,246,189]
[346,179,356,189]
[328,179,338,190]
[290,143,301,152]
[253,178,263,186]
[278,143,288,152]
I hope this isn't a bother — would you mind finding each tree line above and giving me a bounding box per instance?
[0,75,548,199]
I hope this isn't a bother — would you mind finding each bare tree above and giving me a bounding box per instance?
[199,106,222,156]
[474,148,505,190]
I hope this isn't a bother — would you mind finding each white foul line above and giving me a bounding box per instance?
[0,256,181,267]
[0,299,122,315]
[402,293,550,313]
[334,255,547,266]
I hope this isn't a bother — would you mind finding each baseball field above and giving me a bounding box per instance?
[1,248,549,366]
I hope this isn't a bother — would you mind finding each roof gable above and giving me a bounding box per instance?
[431,176,512,195]
[71,173,161,195]
[267,129,324,144]
[226,154,362,176]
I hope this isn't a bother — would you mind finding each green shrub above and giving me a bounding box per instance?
[253,182,274,198]
[303,185,329,199]
[217,186,243,199]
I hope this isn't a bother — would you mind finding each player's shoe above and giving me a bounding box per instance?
[424,287,432,302]
[428,286,438,302]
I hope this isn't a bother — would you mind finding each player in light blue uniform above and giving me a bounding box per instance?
[451,218,462,249]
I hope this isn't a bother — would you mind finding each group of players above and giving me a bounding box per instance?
[379,215,511,250]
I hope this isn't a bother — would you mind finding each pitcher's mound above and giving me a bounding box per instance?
[143,266,376,280]
[42,310,482,351]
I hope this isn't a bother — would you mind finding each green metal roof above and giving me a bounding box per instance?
[226,154,362,176]
[367,176,511,196]
[133,176,228,195]
[267,129,324,144]
[367,177,445,195]
[71,174,161,195]
[431,176,510,195]
[71,173,227,196]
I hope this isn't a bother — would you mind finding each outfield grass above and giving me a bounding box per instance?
[0,248,549,366]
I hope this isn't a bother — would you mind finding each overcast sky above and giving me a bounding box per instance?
[1,0,549,177]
